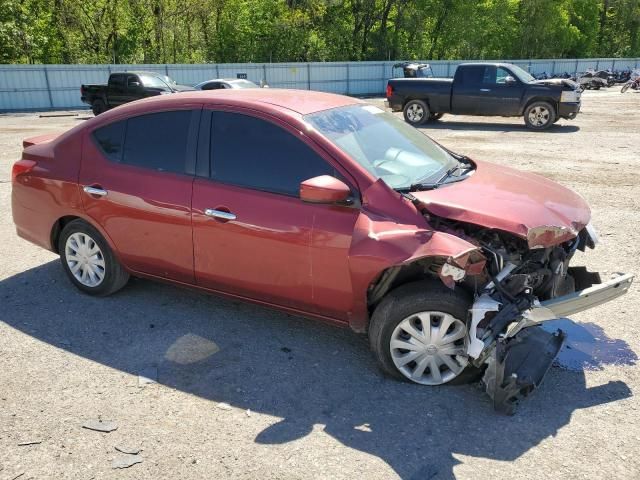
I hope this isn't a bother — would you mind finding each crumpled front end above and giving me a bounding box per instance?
[424,212,633,413]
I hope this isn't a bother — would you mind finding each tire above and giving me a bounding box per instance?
[430,112,444,121]
[369,280,482,386]
[621,83,631,93]
[91,99,107,116]
[524,101,556,130]
[403,100,430,126]
[58,219,129,296]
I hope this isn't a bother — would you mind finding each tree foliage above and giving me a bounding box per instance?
[1,0,638,64]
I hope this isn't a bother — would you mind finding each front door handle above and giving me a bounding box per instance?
[204,208,237,221]
[480,88,491,92]
[83,185,108,197]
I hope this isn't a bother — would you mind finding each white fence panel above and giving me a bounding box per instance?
[1,57,639,111]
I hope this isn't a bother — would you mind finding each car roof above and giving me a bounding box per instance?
[114,88,362,116]
[458,62,516,68]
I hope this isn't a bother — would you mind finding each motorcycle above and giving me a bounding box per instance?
[621,69,640,93]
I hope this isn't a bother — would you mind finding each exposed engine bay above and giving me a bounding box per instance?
[426,213,633,414]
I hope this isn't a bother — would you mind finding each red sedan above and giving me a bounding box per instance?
[11,89,632,413]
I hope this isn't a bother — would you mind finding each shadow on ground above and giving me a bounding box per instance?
[419,120,580,133]
[0,262,633,479]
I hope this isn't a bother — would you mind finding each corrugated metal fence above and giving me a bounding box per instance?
[1,57,639,111]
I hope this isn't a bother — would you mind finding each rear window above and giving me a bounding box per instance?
[92,110,193,174]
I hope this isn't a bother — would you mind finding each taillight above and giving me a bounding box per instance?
[386,84,393,98]
[11,160,36,183]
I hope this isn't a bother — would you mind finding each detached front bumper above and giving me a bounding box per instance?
[470,272,634,414]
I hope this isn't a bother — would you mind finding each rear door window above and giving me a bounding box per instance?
[459,66,484,85]
[209,111,337,196]
[109,74,126,88]
[92,110,194,174]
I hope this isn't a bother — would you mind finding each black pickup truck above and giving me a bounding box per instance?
[81,71,194,115]
[386,62,581,130]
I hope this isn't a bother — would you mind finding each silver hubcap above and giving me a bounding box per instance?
[406,103,424,122]
[390,311,469,385]
[65,232,106,287]
[528,106,550,126]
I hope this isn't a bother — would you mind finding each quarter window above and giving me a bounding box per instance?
[210,112,338,196]
[93,121,125,162]
[92,110,193,174]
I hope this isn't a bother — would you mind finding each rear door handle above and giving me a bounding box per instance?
[204,208,237,221]
[480,88,491,92]
[83,185,108,197]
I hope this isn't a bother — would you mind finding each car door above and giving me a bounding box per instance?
[451,65,485,115]
[191,109,359,317]
[80,107,201,283]
[106,73,127,106]
[124,74,143,103]
[475,66,525,115]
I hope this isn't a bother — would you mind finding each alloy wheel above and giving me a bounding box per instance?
[406,103,425,122]
[528,106,551,127]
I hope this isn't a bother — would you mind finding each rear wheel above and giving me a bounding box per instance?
[59,220,129,296]
[403,100,430,126]
[91,99,107,116]
[369,280,481,386]
[524,101,556,130]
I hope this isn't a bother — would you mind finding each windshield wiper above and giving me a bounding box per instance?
[403,162,471,192]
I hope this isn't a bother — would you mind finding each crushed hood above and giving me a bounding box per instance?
[412,160,591,247]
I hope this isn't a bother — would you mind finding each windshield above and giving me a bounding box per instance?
[305,105,457,189]
[230,80,258,89]
[508,64,535,83]
[139,74,171,90]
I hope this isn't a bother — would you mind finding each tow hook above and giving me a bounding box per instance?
[483,327,566,415]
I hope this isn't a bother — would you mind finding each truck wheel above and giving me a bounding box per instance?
[59,219,129,296]
[369,280,481,386]
[524,101,556,130]
[92,99,107,116]
[430,112,444,121]
[403,100,430,126]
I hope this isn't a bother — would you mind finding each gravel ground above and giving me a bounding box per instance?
[1,89,639,480]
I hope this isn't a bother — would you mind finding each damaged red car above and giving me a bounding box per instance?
[12,90,633,413]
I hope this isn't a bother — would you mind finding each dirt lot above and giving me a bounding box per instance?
[1,89,639,480]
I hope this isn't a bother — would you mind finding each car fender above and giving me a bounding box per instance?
[345,180,484,332]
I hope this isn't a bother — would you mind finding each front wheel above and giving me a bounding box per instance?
[621,83,631,93]
[403,100,430,126]
[59,219,129,296]
[369,280,481,386]
[524,101,556,130]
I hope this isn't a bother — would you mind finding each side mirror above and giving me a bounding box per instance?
[300,175,351,204]
[129,81,141,88]
[504,75,516,85]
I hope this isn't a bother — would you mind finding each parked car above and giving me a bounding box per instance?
[12,89,632,413]
[392,62,434,78]
[81,71,195,116]
[386,62,582,130]
[194,78,261,90]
